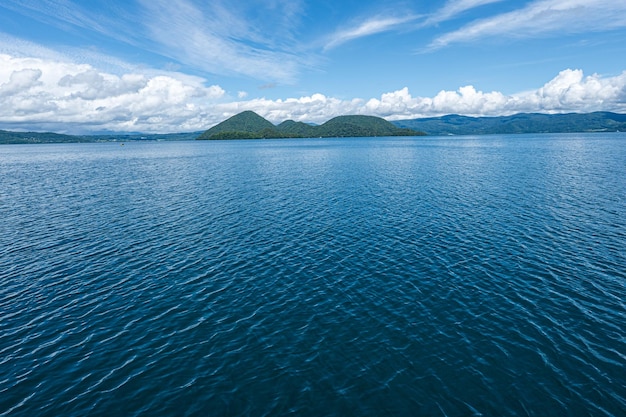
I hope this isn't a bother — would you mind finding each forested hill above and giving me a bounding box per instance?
[392,112,626,136]
[196,111,425,139]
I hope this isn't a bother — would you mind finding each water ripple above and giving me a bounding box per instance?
[1,136,625,416]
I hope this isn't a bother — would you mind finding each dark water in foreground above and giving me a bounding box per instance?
[1,134,625,416]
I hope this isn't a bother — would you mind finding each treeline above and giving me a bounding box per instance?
[0,130,92,144]
[0,130,201,144]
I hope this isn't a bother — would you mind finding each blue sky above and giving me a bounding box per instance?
[1,0,626,133]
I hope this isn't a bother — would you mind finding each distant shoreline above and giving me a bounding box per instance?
[2,111,625,144]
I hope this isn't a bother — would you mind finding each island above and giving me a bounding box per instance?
[196,111,426,140]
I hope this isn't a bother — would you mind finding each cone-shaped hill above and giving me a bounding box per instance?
[197,111,426,140]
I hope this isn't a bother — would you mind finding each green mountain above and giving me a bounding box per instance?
[197,111,426,140]
[276,119,318,137]
[197,111,278,140]
[392,112,626,136]
[316,115,422,137]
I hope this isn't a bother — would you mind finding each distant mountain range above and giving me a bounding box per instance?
[197,111,425,139]
[1,111,625,144]
[392,112,626,136]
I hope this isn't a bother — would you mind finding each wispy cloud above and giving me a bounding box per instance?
[324,15,417,51]
[137,0,313,82]
[0,33,139,76]
[321,1,501,51]
[0,0,311,82]
[0,0,141,46]
[426,0,626,50]
[140,1,269,78]
[421,0,504,26]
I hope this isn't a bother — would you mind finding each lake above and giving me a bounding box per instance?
[1,134,625,416]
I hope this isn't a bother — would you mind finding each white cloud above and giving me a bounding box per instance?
[217,93,365,125]
[363,69,626,119]
[0,0,309,83]
[422,0,504,26]
[0,54,225,133]
[0,68,43,95]
[136,0,303,82]
[322,0,506,51]
[324,15,417,51]
[0,0,143,52]
[427,0,626,50]
[1,55,624,133]
[205,69,626,125]
[516,69,626,112]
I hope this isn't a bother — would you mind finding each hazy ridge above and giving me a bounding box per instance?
[394,112,626,136]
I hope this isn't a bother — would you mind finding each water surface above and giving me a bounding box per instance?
[1,134,625,416]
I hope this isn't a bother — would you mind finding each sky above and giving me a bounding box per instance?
[1,0,626,133]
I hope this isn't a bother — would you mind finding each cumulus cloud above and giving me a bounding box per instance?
[361,70,626,119]
[515,69,626,113]
[1,54,625,133]
[198,69,626,125]
[217,93,365,125]
[0,54,225,133]
[0,68,43,95]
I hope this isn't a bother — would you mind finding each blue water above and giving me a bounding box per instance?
[1,134,625,416]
